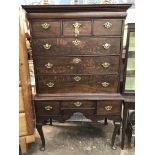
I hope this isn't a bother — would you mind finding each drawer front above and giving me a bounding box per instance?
[31,21,61,37]
[63,20,91,36]
[35,101,60,116]
[61,100,95,109]
[32,37,121,56]
[97,101,121,115]
[61,109,95,115]
[36,75,119,94]
[93,19,122,36]
[34,56,119,74]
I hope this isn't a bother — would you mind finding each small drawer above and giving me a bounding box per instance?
[93,19,122,36]
[97,101,121,115]
[35,101,60,116]
[31,20,61,37]
[63,20,91,36]
[61,100,95,109]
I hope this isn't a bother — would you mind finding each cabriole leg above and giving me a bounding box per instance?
[111,122,121,150]
[36,123,45,151]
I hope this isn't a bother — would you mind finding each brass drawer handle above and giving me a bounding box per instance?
[101,82,110,87]
[74,76,81,82]
[72,39,81,46]
[103,22,112,29]
[103,43,111,49]
[45,63,53,69]
[74,101,82,107]
[73,58,81,64]
[105,106,112,111]
[102,62,110,68]
[44,106,53,111]
[46,82,54,88]
[73,22,82,37]
[41,22,50,30]
[43,43,51,50]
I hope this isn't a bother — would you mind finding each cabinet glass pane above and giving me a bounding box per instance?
[125,76,135,91]
[129,32,135,51]
[127,57,135,70]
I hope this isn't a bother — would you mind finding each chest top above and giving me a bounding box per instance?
[22,4,131,95]
[22,4,131,18]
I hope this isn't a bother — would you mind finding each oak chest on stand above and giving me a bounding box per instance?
[22,4,131,151]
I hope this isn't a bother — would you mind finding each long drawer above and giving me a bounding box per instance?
[34,56,120,74]
[36,74,119,94]
[32,37,121,56]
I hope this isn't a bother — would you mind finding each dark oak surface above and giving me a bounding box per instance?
[34,93,123,100]
[34,56,120,74]
[97,100,121,115]
[22,4,131,150]
[22,4,131,13]
[63,20,92,36]
[93,19,122,36]
[31,20,61,37]
[32,37,121,56]
[36,74,119,93]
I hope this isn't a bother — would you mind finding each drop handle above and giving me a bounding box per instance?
[44,106,53,111]
[73,22,82,37]
[105,106,112,111]
[101,82,110,87]
[74,101,82,107]
[102,43,111,49]
[46,82,55,88]
[43,43,51,50]
[102,62,110,68]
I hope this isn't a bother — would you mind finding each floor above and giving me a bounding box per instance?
[28,113,135,155]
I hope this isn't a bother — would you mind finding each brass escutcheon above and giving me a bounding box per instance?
[73,58,81,64]
[74,76,81,82]
[45,63,53,69]
[101,82,110,87]
[103,22,112,29]
[103,43,111,49]
[72,39,81,46]
[41,22,50,30]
